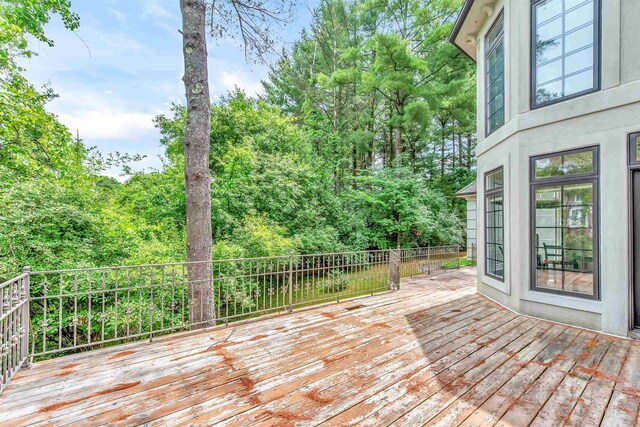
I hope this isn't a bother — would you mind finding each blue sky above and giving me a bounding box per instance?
[23,0,315,179]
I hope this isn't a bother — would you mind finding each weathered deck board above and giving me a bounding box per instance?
[1,268,640,426]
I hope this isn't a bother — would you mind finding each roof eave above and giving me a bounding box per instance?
[449,0,477,62]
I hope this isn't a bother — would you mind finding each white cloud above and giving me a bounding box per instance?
[143,1,173,19]
[216,70,264,97]
[58,110,157,140]
[107,8,127,25]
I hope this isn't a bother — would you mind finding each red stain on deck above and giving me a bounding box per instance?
[477,337,498,346]
[265,409,310,427]
[473,359,485,368]
[304,388,335,405]
[407,380,425,394]
[321,312,337,319]
[40,382,141,412]
[584,338,599,349]
[109,350,136,360]
[400,368,422,381]
[113,413,131,422]
[239,376,256,392]
[577,366,620,382]
[371,322,391,329]
[60,363,79,370]
[322,353,349,366]
[249,334,268,341]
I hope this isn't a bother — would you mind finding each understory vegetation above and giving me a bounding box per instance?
[0,0,476,280]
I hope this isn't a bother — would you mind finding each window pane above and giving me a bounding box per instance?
[566,0,589,9]
[486,169,504,190]
[537,59,563,85]
[565,68,594,96]
[485,168,505,280]
[537,16,563,41]
[488,93,504,117]
[533,0,597,106]
[534,181,595,297]
[537,0,563,23]
[537,37,563,64]
[486,13,505,135]
[486,14,504,48]
[564,47,593,75]
[565,24,593,53]
[534,149,594,179]
[636,135,640,162]
[536,79,563,104]
[565,1,593,32]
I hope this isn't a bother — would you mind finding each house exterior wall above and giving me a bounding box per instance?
[468,0,640,337]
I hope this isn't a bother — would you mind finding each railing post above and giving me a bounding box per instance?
[389,250,400,290]
[458,245,461,269]
[288,254,293,313]
[22,266,30,368]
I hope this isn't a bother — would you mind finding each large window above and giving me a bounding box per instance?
[485,12,505,135]
[531,146,599,299]
[485,168,504,281]
[531,0,600,108]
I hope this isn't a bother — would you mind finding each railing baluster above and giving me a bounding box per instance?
[7,245,460,365]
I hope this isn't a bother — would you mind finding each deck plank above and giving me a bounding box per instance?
[1,268,640,427]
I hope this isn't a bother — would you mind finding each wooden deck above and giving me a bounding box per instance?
[2,268,640,426]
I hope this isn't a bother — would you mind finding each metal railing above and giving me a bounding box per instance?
[0,245,461,391]
[1,270,30,393]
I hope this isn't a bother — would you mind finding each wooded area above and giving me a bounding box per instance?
[0,0,476,281]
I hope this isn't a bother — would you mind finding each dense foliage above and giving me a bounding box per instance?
[0,0,476,281]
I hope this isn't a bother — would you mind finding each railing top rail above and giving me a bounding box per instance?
[0,273,28,289]
[27,245,460,275]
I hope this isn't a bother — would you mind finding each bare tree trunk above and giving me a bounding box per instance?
[393,126,402,167]
[393,93,404,167]
[451,127,456,171]
[367,94,375,168]
[180,0,214,328]
[440,119,446,178]
[466,133,473,170]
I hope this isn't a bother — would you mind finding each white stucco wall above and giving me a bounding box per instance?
[466,0,640,336]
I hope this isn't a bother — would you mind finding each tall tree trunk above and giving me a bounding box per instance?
[466,133,473,170]
[451,128,456,171]
[457,130,463,167]
[393,94,404,167]
[393,126,402,166]
[440,119,446,178]
[387,104,393,167]
[367,93,375,168]
[180,0,214,328]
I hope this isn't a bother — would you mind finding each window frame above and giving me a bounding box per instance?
[485,166,505,282]
[529,146,600,300]
[628,132,640,167]
[530,0,601,110]
[485,10,506,136]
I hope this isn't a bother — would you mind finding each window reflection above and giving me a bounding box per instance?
[534,183,595,296]
[534,149,594,179]
[486,13,505,134]
[534,0,598,106]
[485,168,505,281]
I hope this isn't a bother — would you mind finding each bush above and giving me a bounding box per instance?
[319,269,349,293]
